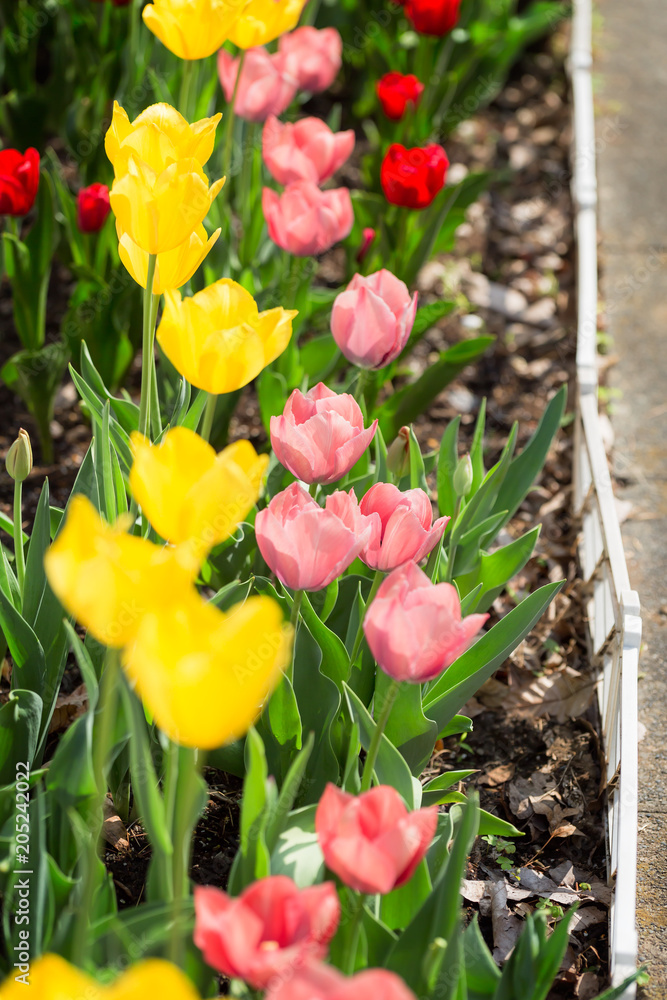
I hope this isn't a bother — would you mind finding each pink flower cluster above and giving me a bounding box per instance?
[258,380,487,683]
[193,783,436,999]
[238,27,353,256]
[218,27,342,123]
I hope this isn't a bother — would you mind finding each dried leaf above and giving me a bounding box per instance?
[478,763,515,787]
[490,880,523,963]
[102,797,130,852]
[48,683,88,734]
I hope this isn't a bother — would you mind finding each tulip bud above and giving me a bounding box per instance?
[6,429,32,482]
[387,426,411,479]
[453,453,473,499]
[356,226,376,263]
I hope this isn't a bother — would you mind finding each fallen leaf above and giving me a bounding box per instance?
[478,763,515,787]
[102,797,129,852]
[575,972,603,999]
[479,667,595,722]
[550,861,576,887]
[569,907,607,933]
[490,880,523,963]
[48,684,88,734]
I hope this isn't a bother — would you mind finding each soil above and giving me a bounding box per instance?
[0,18,606,997]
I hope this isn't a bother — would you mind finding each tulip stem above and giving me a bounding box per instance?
[73,649,121,965]
[350,569,383,664]
[200,392,218,444]
[13,480,25,603]
[222,50,246,186]
[138,254,158,443]
[179,59,196,119]
[360,679,400,792]
[344,892,366,975]
[445,496,462,584]
[354,368,368,406]
[287,589,303,683]
[168,744,202,966]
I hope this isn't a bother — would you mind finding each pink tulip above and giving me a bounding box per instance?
[217,48,297,123]
[268,963,417,1000]
[278,26,342,94]
[263,115,355,186]
[356,226,376,263]
[331,269,418,369]
[271,383,378,486]
[363,561,488,683]
[315,783,438,895]
[194,877,340,989]
[359,483,448,572]
[255,482,376,591]
[263,182,354,257]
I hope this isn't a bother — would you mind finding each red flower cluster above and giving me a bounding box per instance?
[77,182,111,233]
[380,143,449,209]
[0,148,40,217]
[405,0,461,36]
[377,72,424,121]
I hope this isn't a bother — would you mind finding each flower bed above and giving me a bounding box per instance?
[0,1,641,998]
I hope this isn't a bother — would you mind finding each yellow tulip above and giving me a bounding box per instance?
[0,953,203,1000]
[142,0,251,60]
[117,222,221,294]
[123,591,291,748]
[156,279,297,394]
[44,495,198,648]
[129,427,268,557]
[106,101,222,176]
[228,0,307,48]
[109,154,225,255]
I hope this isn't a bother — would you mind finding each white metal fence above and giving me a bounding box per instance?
[570,0,641,993]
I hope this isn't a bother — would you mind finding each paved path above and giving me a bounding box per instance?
[594,0,667,993]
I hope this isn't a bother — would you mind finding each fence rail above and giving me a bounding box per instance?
[569,0,640,993]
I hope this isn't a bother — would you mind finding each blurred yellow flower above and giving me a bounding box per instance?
[130,427,268,557]
[105,101,221,176]
[110,155,224,255]
[229,0,307,48]
[0,954,202,1000]
[44,495,197,648]
[118,223,220,294]
[156,279,296,394]
[123,591,291,748]
[142,0,251,60]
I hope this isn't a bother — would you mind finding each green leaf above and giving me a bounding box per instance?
[1,344,68,463]
[463,915,501,995]
[270,804,324,888]
[381,859,433,930]
[438,715,473,739]
[385,796,479,991]
[376,671,437,753]
[267,673,302,751]
[451,425,518,546]
[22,479,51,627]
[264,733,315,853]
[300,593,351,689]
[0,590,47,696]
[421,769,476,808]
[477,810,523,838]
[380,338,494,440]
[490,386,566,528]
[343,683,417,807]
[0,690,43,783]
[469,397,488,493]
[437,415,461,521]
[408,426,429,492]
[457,525,541,612]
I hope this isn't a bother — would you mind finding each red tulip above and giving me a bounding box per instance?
[331,269,418,370]
[0,148,40,217]
[376,72,424,121]
[77,182,111,233]
[194,877,340,989]
[380,143,449,210]
[270,383,377,486]
[315,783,437,895]
[404,0,461,35]
[268,963,417,1000]
[364,561,488,683]
[359,483,448,572]
[255,482,376,592]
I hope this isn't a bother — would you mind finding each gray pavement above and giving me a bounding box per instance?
[595,0,667,993]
